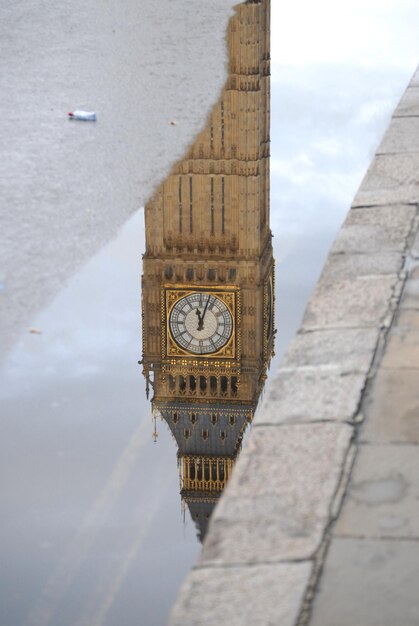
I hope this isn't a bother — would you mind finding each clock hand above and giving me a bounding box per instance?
[202,296,211,319]
[201,296,211,325]
[195,308,204,331]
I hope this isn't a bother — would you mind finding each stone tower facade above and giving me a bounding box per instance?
[141,0,272,540]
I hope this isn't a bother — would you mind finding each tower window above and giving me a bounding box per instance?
[221,177,225,234]
[210,178,214,234]
[221,100,225,147]
[211,413,217,426]
[189,176,193,233]
[229,415,236,426]
[165,266,173,280]
[204,461,210,481]
[220,431,227,441]
[207,268,216,281]
[199,376,207,392]
[190,413,197,425]
[178,176,182,233]
[220,376,228,393]
[184,429,191,440]
[202,429,209,441]
[190,462,196,480]
[173,412,179,424]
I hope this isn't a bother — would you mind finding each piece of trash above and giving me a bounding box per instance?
[68,110,97,122]
[29,328,42,335]
[169,120,177,126]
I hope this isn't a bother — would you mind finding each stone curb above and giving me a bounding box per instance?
[169,68,419,626]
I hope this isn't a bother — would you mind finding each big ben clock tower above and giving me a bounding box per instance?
[141,0,273,540]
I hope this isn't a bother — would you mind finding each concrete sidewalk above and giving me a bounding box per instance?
[169,67,419,626]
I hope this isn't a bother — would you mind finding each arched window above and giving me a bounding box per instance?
[204,461,210,481]
[220,376,228,394]
[190,461,196,480]
[219,461,225,481]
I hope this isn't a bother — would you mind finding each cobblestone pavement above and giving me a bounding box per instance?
[170,67,419,626]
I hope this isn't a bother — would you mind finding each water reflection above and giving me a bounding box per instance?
[140,0,274,542]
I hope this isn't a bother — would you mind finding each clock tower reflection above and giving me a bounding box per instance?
[140,0,273,541]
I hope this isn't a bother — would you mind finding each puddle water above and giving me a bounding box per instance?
[2,0,419,625]
[0,211,200,626]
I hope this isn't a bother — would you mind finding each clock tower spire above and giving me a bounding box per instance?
[141,0,273,541]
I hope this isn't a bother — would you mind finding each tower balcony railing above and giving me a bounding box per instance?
[180,456,234,493]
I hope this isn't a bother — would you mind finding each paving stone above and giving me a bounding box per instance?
[310,537,419,626]
[409,68,419,87]
[352,153,419,207]
[331,205,415,253]
[377,117,419,154]
[321,252,403,279]
[394,307,419,329]
[199,423,353,565]
[302,275,397,330]
[400,272,419,309]
[361,368,419,444]
[411,229,419,260]
[281,328,379,374]
[257,368,366,424]
[393,87,419,117]
[335,444,419,539]
[380,325,419,369]
[169,561,312,626]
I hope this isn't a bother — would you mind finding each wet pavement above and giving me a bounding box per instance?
[0,0,237,357]
[0,213,200,626]
[3,2,419,626]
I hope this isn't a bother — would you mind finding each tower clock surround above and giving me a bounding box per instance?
[168,291,233,355]
[164,286,238,360]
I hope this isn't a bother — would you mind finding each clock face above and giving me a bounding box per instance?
[168,292,233,355]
